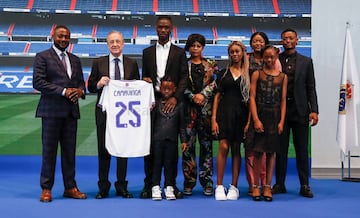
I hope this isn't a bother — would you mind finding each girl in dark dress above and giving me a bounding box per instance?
[245,32,282,196]
[212,41,250,200]
[246,45,288,201]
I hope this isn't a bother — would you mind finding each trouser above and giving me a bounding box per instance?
[97,123,128,193]
[40,117,77,190]
[151,139,178,187]
[182,117,213,189]
[275,119,310,186]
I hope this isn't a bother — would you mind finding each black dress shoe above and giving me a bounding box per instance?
[140,187,151,199]
[174,186,183,199]
[299,185,314,198]
[95,192,109,199]
[116,189,133,198]
[271,184,287,194]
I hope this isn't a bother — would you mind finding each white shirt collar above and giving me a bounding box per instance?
[156,41,171,49]
[53,45,66,57]
[109,53,123,62]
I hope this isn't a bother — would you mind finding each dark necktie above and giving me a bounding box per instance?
[114,58,121,80]
[61,52,67,70]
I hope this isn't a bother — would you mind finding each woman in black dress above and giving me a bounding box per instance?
[212,41,250,200]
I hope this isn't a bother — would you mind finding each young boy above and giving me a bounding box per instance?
[151,76,187,200]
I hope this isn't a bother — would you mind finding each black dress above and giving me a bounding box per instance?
[245,70,285,153]
[215,69,249,144]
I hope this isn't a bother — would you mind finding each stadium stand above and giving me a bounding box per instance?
[0,0,312,90]
[157,0,194,13]
[197,0,234,14]
[75,0,113,11]
[176,25,214,41]
[116,0,153,12]
[0,41,27,55]
[27,42,52,54]
[11,23,52,37]
[237,0,275,14]
[96,24,134,39]
[0,0,28,9]
[277,0,311,14]
[0,0,312,15]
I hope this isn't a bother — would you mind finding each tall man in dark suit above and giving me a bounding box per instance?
[141,15,188,199]
[272,28,319,198]
[33,25,87,202]
[88,31,140,199]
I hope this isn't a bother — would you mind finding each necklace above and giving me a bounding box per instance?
[230,66,242,80]
[263,69,280,77]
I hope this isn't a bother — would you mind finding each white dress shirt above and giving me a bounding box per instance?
[53,45,72,78]
[155,41,171,91]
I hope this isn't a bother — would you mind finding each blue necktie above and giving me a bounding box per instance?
[114,58,121,80]
[61,52,67,70]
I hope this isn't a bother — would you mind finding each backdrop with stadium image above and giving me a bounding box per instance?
[0,0,311,156]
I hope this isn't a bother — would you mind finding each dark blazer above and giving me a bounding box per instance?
[88,55,140,126]
[279,52,319,116]
[33,47,85,119]
[142,43,188,101]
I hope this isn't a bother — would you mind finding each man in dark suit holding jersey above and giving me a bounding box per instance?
[88,30,140,199]
[33,25,87,202]
[141,15,188,199]
[272,28,319,198]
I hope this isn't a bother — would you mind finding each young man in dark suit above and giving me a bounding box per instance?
[33,25,87,202]
[141,15,188,199]
[88,31,140,199]
[272,28,319,198]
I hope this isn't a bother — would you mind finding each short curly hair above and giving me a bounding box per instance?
[184,33,206,51]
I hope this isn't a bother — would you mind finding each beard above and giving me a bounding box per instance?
[54,42,69,51]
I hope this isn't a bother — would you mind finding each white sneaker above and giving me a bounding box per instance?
[215,185,227,201]
[164,186,176,200]
[152,185,162,200]
[227,184,239,200]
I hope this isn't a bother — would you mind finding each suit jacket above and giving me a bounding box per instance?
[33,47,85,119]
[279,52,319,117]
[88,55,140,126]
[142,43,188,101]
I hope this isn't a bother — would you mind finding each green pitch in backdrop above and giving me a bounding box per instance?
[0,94,305,157]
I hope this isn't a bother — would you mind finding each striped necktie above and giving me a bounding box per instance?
[114,58,121,80]
[61,52,67,70]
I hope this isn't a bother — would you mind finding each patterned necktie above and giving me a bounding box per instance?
[114,58,121,80]
[61,52,67,70]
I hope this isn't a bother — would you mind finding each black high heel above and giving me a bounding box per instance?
[252,185,261,201]
[263,185,273,202]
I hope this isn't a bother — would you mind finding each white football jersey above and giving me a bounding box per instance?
[98,80,155,157]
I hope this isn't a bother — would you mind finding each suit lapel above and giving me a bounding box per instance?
[50,48,65,71]
[123,56,129,79]
[103,56,110,77]
[68,52,75,79]
[50,48,70,79]
[295,53,302,82]
[151,45,157,76]
[165,44,174,73]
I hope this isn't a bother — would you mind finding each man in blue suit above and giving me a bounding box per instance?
[272,28,319,198]
[33,25,87,202]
